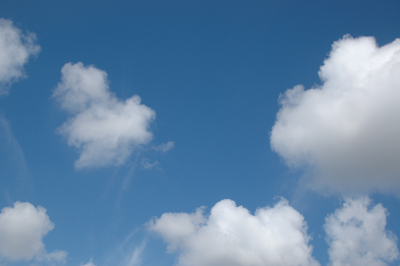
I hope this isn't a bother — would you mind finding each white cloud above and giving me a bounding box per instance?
[149,199,319,266]
[0,18,40,95]
[325,197,398,266]
[153,141,174,152]
[53,62,156,169]
[37,249,68,264]
[140,158,161,170]
[270,35,400,195]
[81,259,96,266]
[0,202,67,263]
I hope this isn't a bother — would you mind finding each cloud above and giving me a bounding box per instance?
[0,202,67,263]
[53,62,156,169]
[149,198,319,266]
[140,158,161,170]
[81,259,96,266]
[0,18,40,95]
[153,141,174,152]
[0,114,31,192]
[270,35,400,195]
[325,197,398,266]
[102,230,146,266]
[120,242,145,266]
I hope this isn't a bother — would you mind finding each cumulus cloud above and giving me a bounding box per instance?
[270,35,400,195]
[53,62,156,169]
[149,199,319,266]
[0,18,40,95]
[325,197,398,266]
[0,202,67,263]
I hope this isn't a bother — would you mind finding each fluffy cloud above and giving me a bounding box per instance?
[0,18,40,95]
[53,62,156,169]
[270,35,400,195]
[0,202,67,263]
[325,197,398,266]
[149,199,319,266]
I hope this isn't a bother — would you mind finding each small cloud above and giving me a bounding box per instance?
[0,202,67,263]
[0,18,40,95]
[153,141,174,152]
[140,158,161,170]
[37,250,67,264]
[325,197,399,266]
[81,258,96,266]
[53,62,156,169]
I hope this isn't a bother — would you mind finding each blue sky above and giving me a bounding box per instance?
[1,1,400,266]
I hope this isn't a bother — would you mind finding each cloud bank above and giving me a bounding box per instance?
[0,202,67,263]
[149,199,319,266]
[0,18,40,95]
[325,197,398,266]
[270,35,400,195]
[53,62,156,169]
[150,198,399,266]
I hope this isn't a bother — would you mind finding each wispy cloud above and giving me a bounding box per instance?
[53,62,156,169]
[153,141,174,152]
[102,230,146,266]
[0,114,32,200]
[140,158,161,170]
[81,258,96,266]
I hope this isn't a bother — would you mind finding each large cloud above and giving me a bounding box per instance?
[0,202,67,263]
[0,18,40,95]
[270,35,400,195]
[53,62,156,169]
[325,197,398,266]
[149,199,319,266]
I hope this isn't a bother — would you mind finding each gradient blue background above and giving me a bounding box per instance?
[1,1,400,265]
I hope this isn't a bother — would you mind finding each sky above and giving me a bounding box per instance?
[1,0,400,266]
